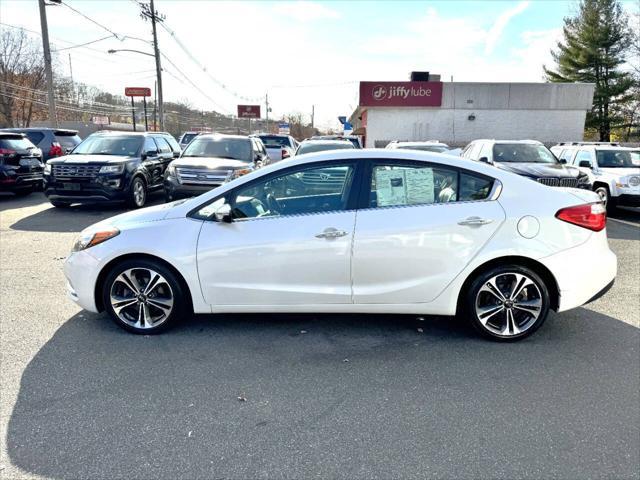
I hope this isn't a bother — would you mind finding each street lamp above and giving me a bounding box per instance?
[108,48,163,130]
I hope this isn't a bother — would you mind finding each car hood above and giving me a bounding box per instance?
[495,162,579,178]
[89,200,190,231]
[49,154,136,164]
[173,157,251,170]
[598,167,640,176]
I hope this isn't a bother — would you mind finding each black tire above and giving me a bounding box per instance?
[102,258,188,334]
[50,200,71,208]
[126,176,147,208]
[462,265,550,342]
[594,185,615,213]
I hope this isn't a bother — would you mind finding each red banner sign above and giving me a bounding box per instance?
[359,81,443,107]
[125,87,151,97]
[237,105,261,118]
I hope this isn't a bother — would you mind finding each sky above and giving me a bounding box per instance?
[0,0,637,130]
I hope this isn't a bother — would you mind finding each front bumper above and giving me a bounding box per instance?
[613,193,640,207]
[164,177,221,200]
[44,175,127,203]
[64,250,102,312]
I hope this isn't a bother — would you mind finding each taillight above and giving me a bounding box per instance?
[555,203,606,232]
[281,148,290,159]
[0,148,16,156]
[49,142,63,157]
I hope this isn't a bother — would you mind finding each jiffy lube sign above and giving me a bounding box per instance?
[359,81,443,107]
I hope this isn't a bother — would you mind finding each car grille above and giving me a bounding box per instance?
[176,168,230,185]
[53,164,101,178]
[537,177,579,188]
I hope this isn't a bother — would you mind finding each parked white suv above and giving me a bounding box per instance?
[550,142,640,210]
[386,140,451,153]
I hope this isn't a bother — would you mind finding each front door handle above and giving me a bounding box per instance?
[458,216,493,226]
[315,227,348,239]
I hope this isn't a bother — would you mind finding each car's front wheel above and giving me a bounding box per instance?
[102,259,188,334]
[127,177,147,208]
[463,265,550,341]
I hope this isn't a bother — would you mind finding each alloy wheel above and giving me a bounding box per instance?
[474,272,543,337]
[109,268,174,329]
[595,187,608,206]
[133,180,146,207]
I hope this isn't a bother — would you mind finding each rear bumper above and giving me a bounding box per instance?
[0,172,43,191]
[539,231,617,312]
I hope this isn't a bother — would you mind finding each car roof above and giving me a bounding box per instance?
[0,132,27,138]
[475,139,543,145]
[392,141,448,146]
[2,127,78,135]
[300,139,353,145]
[197,133,250,140]
[92,130,172,137]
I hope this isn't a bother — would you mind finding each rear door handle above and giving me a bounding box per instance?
[315,227,348,239]
[458,216,493,226]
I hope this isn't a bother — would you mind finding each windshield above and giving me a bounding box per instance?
[182,137,252,161]
[71,136,142,156]
[597,150,639,168]
[180,133,199,145]
[297,143,354,155]
[397,145,449,153]
[492,144,558,164]
[259,135,291,148]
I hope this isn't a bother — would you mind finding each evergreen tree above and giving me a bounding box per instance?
[544,0,634,141]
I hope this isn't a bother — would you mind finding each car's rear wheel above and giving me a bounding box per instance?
[102,259,187,334]
[464,265,550,341]
[127,177,147,208]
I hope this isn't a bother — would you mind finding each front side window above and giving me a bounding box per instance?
[596,150,638,168]
[574,150,592,165]
[493,144,557,164]
[143,137,158,154]
[230,163,355,219]
[558,149,575,163]
[71,136,142,156]
[154,137,172,154]
[369,163,494,208]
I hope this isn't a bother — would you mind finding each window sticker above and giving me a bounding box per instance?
[375,167,434,206]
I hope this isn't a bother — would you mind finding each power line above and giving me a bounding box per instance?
[60,1,123,40]
[52,35,113,52]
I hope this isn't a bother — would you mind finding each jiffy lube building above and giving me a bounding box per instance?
[348,72,595,148]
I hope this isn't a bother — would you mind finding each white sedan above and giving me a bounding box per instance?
[64,149,616,341]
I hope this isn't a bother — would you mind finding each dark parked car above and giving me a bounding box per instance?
[0,132,44,196]
[164,134,268,201]
[461,139,591,189]
[44,131,181,208]
[1,128,82,161]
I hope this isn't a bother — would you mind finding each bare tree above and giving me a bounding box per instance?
[0,28,46,127]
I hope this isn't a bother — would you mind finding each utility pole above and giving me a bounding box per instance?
[311,105,315,129]
[38,0,57,127]
[265,93,269,133]
[141,0,165,131]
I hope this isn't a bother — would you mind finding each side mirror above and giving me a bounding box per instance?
[579,160,592,168]
[478,156,491,164]
[213,203,232,223]
[173,151,180,158]
[559,158,567,164]
[144,149,158,159]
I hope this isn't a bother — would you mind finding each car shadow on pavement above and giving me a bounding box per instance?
[6,193,165,233]
[6,310,639,479]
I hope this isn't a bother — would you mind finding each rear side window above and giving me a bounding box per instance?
[180,133,198,144]
[25,132,45,146]
[369,163,494,208]
[0,137,35,150]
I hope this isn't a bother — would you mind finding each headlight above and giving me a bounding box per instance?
[99,164,124,174]
[44,163,51,174]
[628,176,640,187]
[166,164,177,177]
[72,227,120,252]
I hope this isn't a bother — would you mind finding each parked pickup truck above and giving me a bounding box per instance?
[255,134,298,162]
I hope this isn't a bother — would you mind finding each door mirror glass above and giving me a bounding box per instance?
[213,203,232,223]
[579,160,592,168]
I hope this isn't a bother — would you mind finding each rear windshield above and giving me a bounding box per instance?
[258,136,292,148]
[180,133,199,145]
[182,137,252,162]
[596,150,639,168]
[71,136,142,156]
[55,133,81,151]
[297,142,355,155]
[0,137,36,151]
[492,144,557,164]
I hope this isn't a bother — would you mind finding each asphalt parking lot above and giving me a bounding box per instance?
[0,192,638,480]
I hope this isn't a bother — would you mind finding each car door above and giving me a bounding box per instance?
[352,160,505,304]
[153,136,174,179]
[196,160,360,306]
[141,136,162,186]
